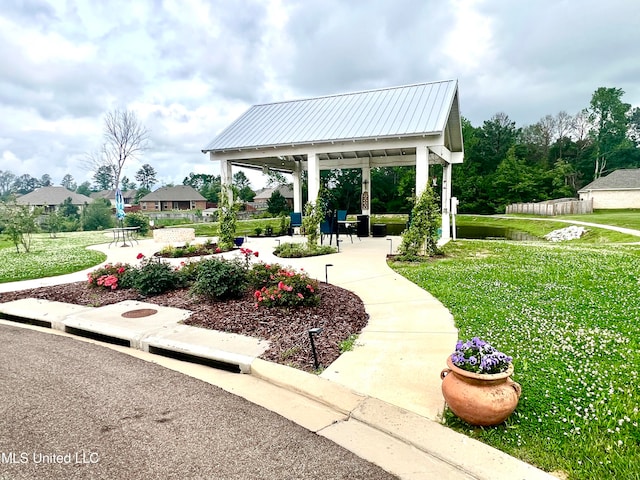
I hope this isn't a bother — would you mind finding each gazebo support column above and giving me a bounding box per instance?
[307,152,320,205]
[415,146,430,196]
[219,157,233,204]
[441,162,452,242]
[292,161,302,213]
[361,166,371,216]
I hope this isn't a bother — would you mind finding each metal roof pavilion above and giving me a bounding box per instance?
[204,80,462,152]
[203,80,464,241]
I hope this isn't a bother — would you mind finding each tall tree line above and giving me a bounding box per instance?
[455,87,640,213]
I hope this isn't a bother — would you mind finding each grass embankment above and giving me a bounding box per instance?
[391,237,640,479]
[456,214,640,243]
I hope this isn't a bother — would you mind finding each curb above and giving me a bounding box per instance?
[251,359,557,480]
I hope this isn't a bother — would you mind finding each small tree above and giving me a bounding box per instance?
[59,197,79,219]
[267,190,289,216]
[0,202,41,253]
[81,198,114,231]
[302,188,327,248]
[44,210,63,238]
[87,109,149,191]
[397,184,441,260]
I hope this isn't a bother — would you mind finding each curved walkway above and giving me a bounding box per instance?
[0,234,556,479]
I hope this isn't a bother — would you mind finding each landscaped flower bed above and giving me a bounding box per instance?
[154,240,223,258]
[0,248,367,371]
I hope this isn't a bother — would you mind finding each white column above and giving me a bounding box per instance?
[292,161,302,212]
[415,146,429,196]
[307,152,320,205]
[441,162,452,242]
[219,156,233,204]
[361,166,371,216]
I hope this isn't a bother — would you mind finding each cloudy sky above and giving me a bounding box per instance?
[2,0,639,190]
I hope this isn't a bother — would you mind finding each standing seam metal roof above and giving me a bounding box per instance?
[204,80,458,152]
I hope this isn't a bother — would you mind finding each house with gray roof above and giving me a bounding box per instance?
[91,189,138,207]
[15,186,93,213]
[138,185,207,212]
[252,185,294,210]
[202,80,463,242]
[578,168,640,209]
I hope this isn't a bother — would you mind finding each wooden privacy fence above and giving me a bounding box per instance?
[506,199,593,216]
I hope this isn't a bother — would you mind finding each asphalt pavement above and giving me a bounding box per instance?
[0,323,397,480]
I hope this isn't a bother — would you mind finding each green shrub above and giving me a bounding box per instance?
[278,214,287,235]
[159,245,177,257]
[190,257,248,301]
[81,198,114,231]
[124,211,150,235]
[397,184,441,260]
[273,242,336,258]
[126,254,183,296]
[175,260,200,285]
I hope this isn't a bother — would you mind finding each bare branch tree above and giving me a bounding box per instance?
[85,109,149,190]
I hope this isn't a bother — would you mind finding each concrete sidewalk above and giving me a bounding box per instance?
[0,234,557,479]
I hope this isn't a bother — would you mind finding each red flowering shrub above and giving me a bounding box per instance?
[250,264,319,308]
[87,262,132,291]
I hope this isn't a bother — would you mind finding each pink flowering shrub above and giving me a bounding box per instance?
[250,263,319,308]
[87,262,132,291]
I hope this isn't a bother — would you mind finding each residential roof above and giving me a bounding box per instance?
[90,189,138,201]
[253,185,294,201]
[139,185,206,202]
[15,186,93,206]
[578,169,640,191]
[203,80,461,152]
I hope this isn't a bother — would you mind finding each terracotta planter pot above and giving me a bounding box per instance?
[440,356,521,426]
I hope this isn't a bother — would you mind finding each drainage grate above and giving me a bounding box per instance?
[0,313,51,329]
[64,326,131,347]
[147,346,241,373]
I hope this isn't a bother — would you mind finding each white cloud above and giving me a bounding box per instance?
[1,0,640,190]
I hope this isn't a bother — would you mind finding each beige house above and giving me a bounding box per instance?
[578,169,640,209]
[15,186,93,212]
[138,185,207,212]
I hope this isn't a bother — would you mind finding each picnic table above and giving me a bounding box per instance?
[108,226,139,248]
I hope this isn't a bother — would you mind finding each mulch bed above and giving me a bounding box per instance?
[0,281,368,372]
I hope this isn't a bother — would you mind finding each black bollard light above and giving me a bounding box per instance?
[325,264,333,284]
[308,327,323,370]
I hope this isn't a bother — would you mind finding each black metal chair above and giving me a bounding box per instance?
[320,213,336,245]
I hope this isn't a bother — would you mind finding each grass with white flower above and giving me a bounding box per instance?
[0,232,108,283]
[391,240,640,479]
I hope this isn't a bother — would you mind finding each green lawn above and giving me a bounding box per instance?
[558,209,640,230]
[0,232,108,283]
[391,240,640,479]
